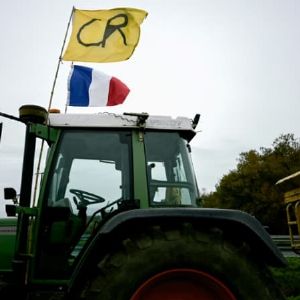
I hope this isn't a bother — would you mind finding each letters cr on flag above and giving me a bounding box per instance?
[67,65,130,107]
[62,7,148,63]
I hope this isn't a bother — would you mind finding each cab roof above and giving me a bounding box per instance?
[48,112,197,134]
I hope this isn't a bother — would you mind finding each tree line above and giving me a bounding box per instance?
[200,133,300,234]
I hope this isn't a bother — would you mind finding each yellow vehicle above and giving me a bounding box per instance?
[276,171,300,254]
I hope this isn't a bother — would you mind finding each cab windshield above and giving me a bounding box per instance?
[46,130,132,217]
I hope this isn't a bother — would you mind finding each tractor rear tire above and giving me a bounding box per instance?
[81,223,286,300]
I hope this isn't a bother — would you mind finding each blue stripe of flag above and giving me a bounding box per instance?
[68,65,93,106]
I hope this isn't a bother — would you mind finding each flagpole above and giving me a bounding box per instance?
[47,6,75,112]
[32,6,75,206]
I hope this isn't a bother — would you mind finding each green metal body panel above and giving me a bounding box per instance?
[132,131,149,208]
[0,218,17,271]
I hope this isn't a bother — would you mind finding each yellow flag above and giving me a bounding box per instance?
[62,7,148,63]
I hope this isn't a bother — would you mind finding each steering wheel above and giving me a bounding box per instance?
[69,189,105,209]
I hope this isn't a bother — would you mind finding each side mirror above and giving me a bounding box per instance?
[4,188,17,203]
[5,204,16,217]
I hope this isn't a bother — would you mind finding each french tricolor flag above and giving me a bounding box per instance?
[67,65,130,107]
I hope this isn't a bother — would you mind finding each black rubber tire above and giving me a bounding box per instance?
[80,223,286,300]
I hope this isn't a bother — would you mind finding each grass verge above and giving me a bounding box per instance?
[271,256,300,299]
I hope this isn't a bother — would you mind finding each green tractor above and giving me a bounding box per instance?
[0,105,287,299]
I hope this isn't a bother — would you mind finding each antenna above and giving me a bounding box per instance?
[192,114,200,129]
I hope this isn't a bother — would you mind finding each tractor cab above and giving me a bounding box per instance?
[16,109,201,278]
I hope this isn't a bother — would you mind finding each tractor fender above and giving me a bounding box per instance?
[69,207,286,293]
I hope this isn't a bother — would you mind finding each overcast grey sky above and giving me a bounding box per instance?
[0,0,300,216]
